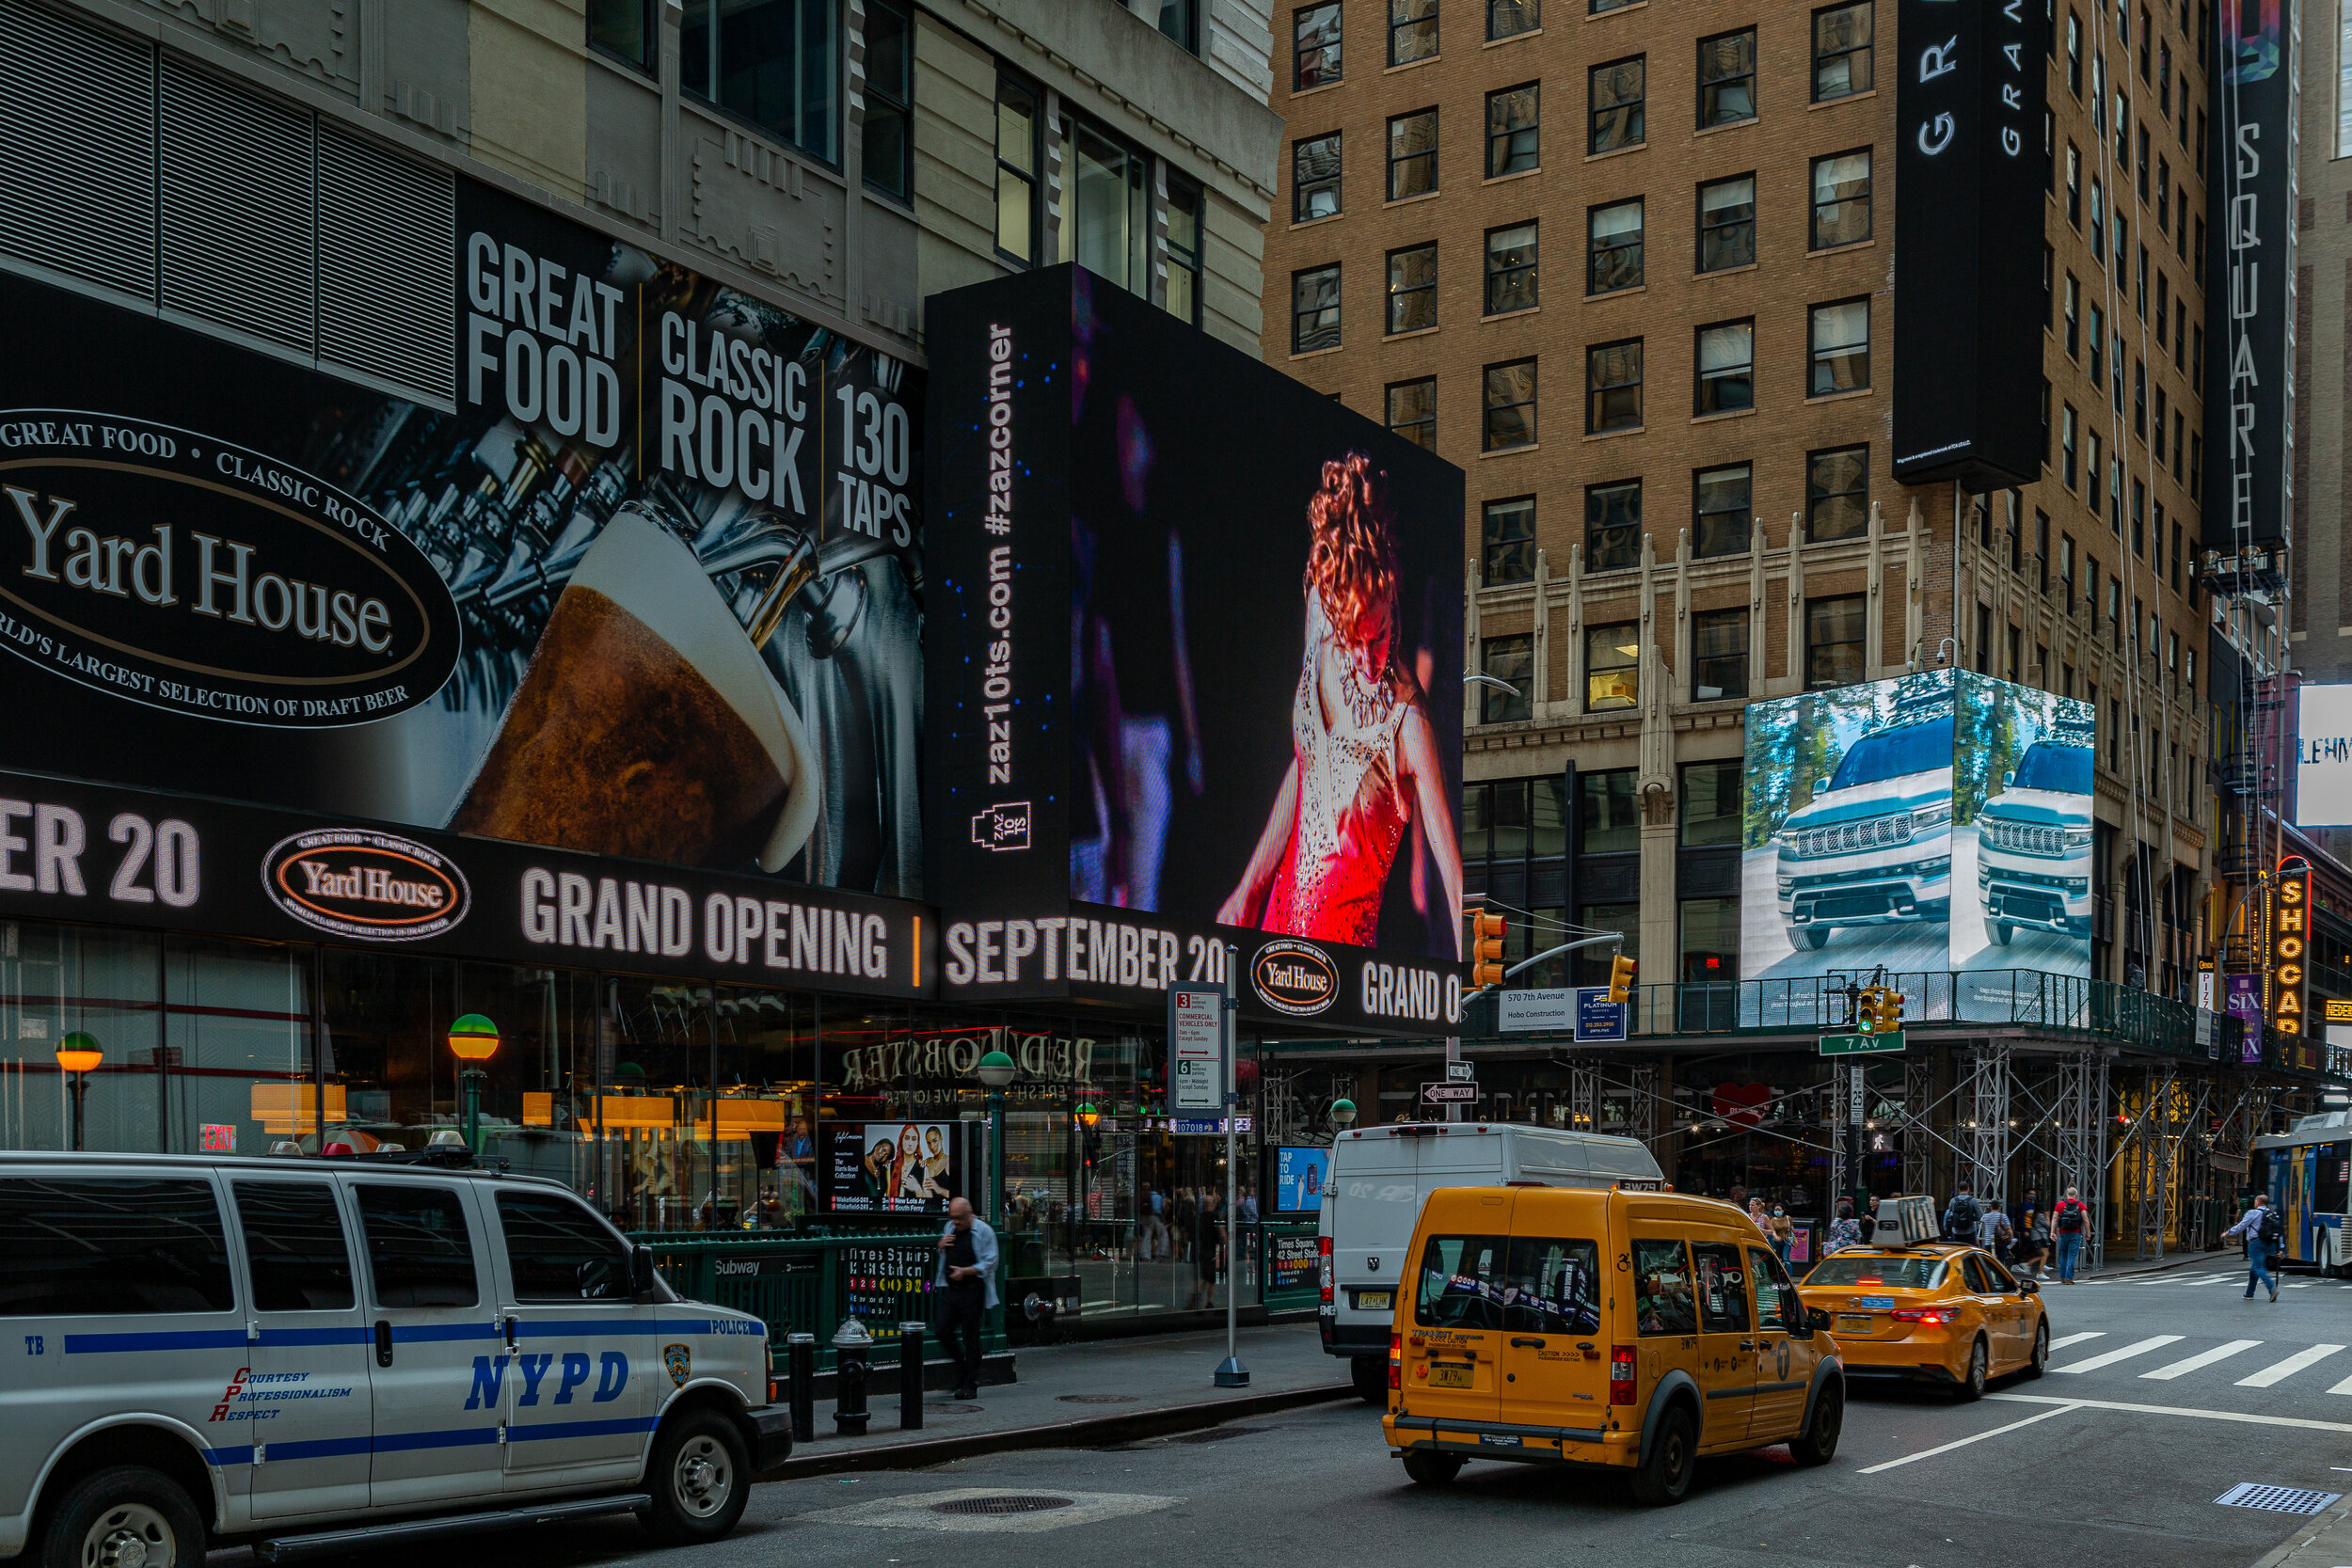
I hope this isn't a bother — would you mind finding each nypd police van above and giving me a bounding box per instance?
[0,1152,790,1568]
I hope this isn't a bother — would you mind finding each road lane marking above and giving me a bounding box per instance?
[2237,1345,2345,1387]
[1991,1392,2352,1433]
[2327,1370,2352,1396]
[2142,1340,2263,1380]
[1855,1402,2084,1474]
[2046,1331,2106,1353]
[2052,1334,2184,1373]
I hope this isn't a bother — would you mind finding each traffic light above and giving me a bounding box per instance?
[1883,988,1907,1031]
[1471,911,1507,989]
[1606,953,1637,1006]
[1856,986,1885,1033]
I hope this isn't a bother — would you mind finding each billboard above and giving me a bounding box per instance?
[1273,1146,1331,1214]
[1740,671,2091,1013]
[1890,0,2047,489]
[827,1121,963,1213]
[0,179,922,897]
[2297,685,2352,825]
[925,266,1467,1034]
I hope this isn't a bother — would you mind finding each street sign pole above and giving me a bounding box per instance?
[1443,1036,1461,1121]
[1216,942,1248,1389]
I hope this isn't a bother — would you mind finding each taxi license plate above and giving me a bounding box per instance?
[1429,1364,1474,1389]
[1358,1291,1392,1310]
[1852,1295,1896,1309]
[1836,1314,1876,1333]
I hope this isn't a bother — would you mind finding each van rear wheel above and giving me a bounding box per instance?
[1790,1380,1842,1466]
[1401,1451,1464,1486]
[1630,1404,1696,1506]
[39,1466,203,1568]
[1350,1355,1387,1405]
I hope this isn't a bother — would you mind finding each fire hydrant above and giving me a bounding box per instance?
[832,1318,875,1437]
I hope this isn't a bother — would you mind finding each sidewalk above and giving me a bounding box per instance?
[2252,1499,2352,1568]
[762,1323,1351,1480]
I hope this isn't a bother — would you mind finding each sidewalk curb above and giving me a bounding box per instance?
[756,1383,1357,1481]
[2249,1503,2352,1568]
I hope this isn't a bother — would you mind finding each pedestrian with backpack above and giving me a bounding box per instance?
[2223,1194,2283,1302]
[1980,1198,2015,1265]
[1943,1180,1982,1245]
[2050,1186,2091,1282]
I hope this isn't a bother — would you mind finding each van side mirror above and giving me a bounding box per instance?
[628,1243,658,1299]
[1805,1306,1833,1332]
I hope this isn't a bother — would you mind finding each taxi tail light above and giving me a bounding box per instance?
[1320,1236,1334,1305]
[1389,1332,1403,1390]
[1889,1308,1947,1324]
[1609,1344,1636,1405]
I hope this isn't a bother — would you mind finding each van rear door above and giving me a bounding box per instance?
[1331,1144,1427,1329]
[1492,1215,1611,1440]
[1399,1192,1513,1429]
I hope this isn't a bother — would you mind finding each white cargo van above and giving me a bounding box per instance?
[1314,1122,1663,1400]
[0,1151,789,1568]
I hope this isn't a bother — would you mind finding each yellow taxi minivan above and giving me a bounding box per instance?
[1384,1185,1844,1504]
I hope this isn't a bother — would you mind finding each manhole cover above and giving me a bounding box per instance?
[926,1402,984,1414]
[2216,1484,2342,1514]
[930,1496,1074,1516]
[1057,1393,1140,1404]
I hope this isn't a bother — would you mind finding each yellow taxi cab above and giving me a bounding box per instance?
[1797,1196,2051,1399]
[1383,1183,1845,1505]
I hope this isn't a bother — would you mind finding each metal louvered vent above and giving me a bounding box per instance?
[0,0,157,299]
[160,59,315,356]
[317,125,456,409]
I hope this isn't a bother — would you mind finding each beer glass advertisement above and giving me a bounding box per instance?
[0,179,922,897]
[1740,670,1958,1017]
[826,1121,961,1213]
[1952,675,2094,997]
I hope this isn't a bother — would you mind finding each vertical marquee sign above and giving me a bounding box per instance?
[2205,0,2299,553]
[2267,857,2312,1039]
[1891,0,2048,491]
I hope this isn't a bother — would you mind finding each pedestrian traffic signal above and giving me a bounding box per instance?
[1471,911,1507,989]
[1606,953,1637,1006]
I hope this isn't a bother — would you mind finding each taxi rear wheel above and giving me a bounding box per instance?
[1630,1404,1696,1506]
[1951,1337,1988,1402]
[1401,1451,1464,1486]
[2024,1319,2050,1379]
[639,1411,750,1544]
[40,1466,202,1568]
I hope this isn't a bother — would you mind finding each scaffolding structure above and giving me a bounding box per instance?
[1954,1042,2011,1198]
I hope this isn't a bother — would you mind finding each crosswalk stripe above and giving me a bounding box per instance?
[2237,1345,2346,1388]
[2327,1369,2352,1396]
[2140,1339,2263,1380]
[2053,1335,2184,1373]
[2047,1331,2107,1352]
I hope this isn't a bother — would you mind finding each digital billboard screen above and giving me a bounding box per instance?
[2297,685,2352,826]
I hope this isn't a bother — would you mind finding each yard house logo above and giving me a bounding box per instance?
[1251,939,1340,1017]
[0,411,460,726]
[262,830,470,942]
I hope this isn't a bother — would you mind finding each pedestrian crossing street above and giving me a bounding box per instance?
[2044,1327,2352,1391]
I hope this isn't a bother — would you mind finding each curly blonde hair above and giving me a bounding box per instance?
[1304,452,1398,667]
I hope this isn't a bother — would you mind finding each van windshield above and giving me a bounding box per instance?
[1414,1235,1602,1334]
[1828,717,1954,790]
[1804,1255,1948,1289]
[2010,743,2092,794]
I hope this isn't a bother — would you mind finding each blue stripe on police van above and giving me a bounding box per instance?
[255,1326,375,1347]
[65,1329,249,1354]
[266,1435,375,1461]
[370,1426,501,1454]
[509,1417,662,1442]
[202,1445,256,1466]
[388,1323,503,1343]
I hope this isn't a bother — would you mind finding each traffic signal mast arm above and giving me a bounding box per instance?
[1461,931,1629,1002]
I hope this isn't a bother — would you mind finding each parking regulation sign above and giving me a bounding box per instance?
[1169,986,1226,1111]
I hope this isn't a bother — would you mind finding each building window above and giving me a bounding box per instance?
[1680,759,1742,844]
[2087,430,2103,512]
[588,0,655,71]
[1586,479,1640,572]
[1694,463,1751,558]
[1386,243,1437,334]
[2060,403,2077,486]
[1807,297,1869,395]
[1482,635,1532,721]
[1486,83,1540,176]
[1292,134,1342,221]
[1808,149,1871,248]
[1486,222,1539,314]
[1805,444,1867,541]
[1580,769,1639,853]
[2088,302,2104,384]
[1586,621,1639,709]
[1058,117,1150,294]
[1164,177,1203,325]
[1697,29,1757,127]
[2090,178,2105,259]
[1484,357,1538,450]
[1586,338,1642,432]
[1590,56,1645,154]
[1805,594,1867,688]
[1156,0,1199,51]
[2065,8,2082,97]
[1295,2,1343,89]
[1489,0,1539,40]
[1694,320,1754,415]
[1292,264,1342,352]
[2059,532,2075,610]
[681,0,840,162]
[1390,0,1438,64]
[1587,198,1643,293]
[1483,497,1536,584]
[1812,1,1873,100]
[2062,272,2079,356]
[993,75,1041,263]
[1386,377,1436,449]
[2065,142,2082,227]
[859,0,914,201]
[1697,174,1755,271]
[1692,610,1749,701]
[1680,898,1739,981]
[1388,108,1439,198]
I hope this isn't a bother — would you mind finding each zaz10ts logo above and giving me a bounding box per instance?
[262,830,470,942]
[1251,939,1340,1017]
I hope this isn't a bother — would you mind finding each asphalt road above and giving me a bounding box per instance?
[219,1257,2351,1568]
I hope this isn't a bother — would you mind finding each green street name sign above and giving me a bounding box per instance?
[1820,1031,1905,1055]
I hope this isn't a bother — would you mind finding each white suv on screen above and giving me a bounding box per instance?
[1773,715,1955,950]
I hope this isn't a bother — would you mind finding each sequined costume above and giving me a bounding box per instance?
[1263,596,1409,946]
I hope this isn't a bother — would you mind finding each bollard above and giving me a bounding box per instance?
[832,1319,874,1437]
[898,1320,927,1430]
[786,1332,816,1445]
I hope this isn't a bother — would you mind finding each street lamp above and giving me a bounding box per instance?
[55,1032,101,1151]
[447,1013,500,1150]
[977,1049,1015,1226]
[1330,1097,1358,1133]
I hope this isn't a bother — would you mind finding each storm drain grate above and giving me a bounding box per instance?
[930,1496,1074,1516]
[1057,1394,1140,1404]
[2215,1484,2342,1514]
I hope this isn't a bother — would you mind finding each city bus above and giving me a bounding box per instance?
[2252,1112,2352,1274]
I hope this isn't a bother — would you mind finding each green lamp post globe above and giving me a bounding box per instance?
[1330,1097,1358,1129]
[976,1049,1016,1088]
